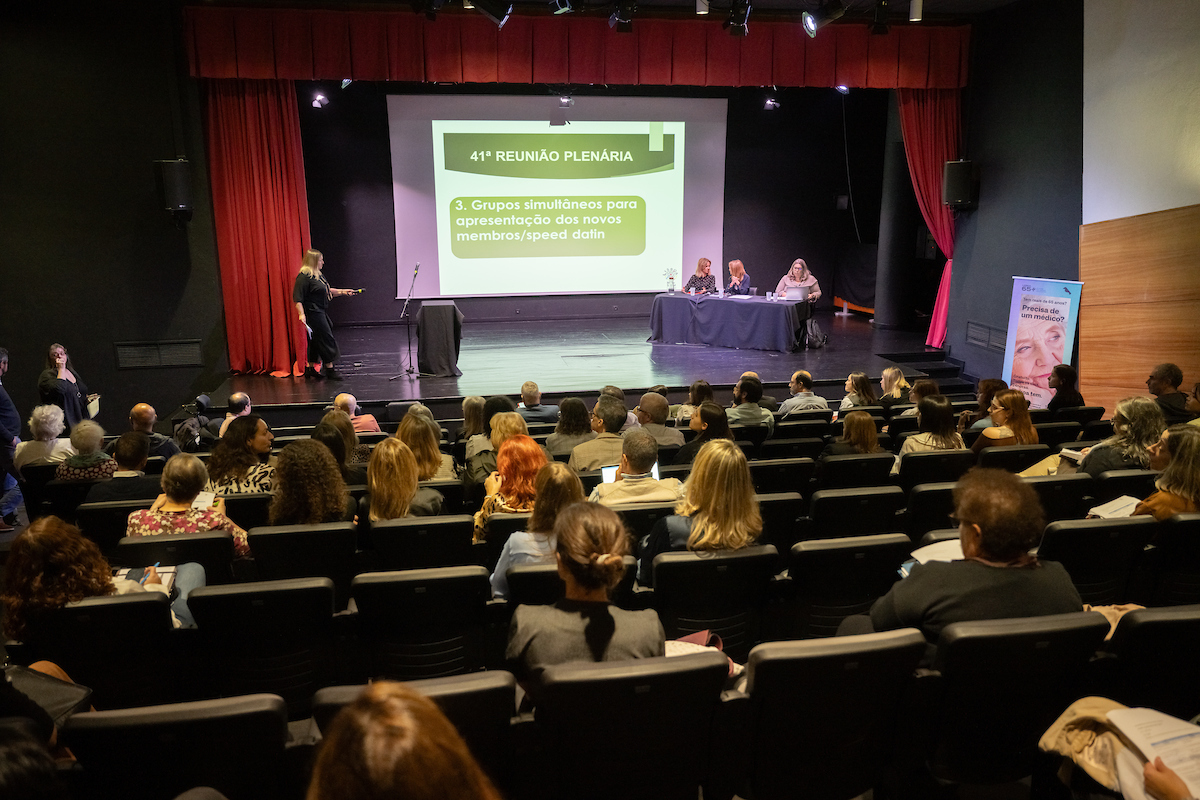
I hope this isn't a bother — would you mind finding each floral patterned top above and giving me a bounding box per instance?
[126,507,250,558]
[205,463,275,495]
[55,454,119,482]
[473,493,535,543]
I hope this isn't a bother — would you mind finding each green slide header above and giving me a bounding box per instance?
[443,133,676,179]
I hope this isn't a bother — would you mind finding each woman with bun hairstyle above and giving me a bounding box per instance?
[505,502,665,704]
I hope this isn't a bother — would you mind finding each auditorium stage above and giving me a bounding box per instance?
[204,310,942,413]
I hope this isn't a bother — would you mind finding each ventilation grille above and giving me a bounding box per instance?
[965,322,1007,353]
[114,340,204,369]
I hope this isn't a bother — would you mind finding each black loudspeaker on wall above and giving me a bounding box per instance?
[942,159,977,208]
[153,158,192,214]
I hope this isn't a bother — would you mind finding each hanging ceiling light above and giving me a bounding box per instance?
[724,0,751,36]
[802,0,846,38]
[696,0,709,14]
[551,0,573,14]
[909,0,922,22]
[870,0,889,35]
[473,0,513,28]
[312,94,329,109]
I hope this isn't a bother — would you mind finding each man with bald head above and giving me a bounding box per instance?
[633,392,685,447]
[106,402,180,460]
[779,370,829,415]
[334,393,381,433]
[218,392,253,437]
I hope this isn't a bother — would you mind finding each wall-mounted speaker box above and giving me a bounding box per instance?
[942,160,977,208]
[153,159,192,212]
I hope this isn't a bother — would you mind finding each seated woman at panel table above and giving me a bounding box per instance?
[639,438,762,588]
[205,414,275,494]
[683,257,716,295]
[363,438,444,522]
[774,258,822,302]
[506,502,665,706]
[1133,424,1200,521]
[971,389,1039,455]
[893,396,966,474]
[727,259,751,295]
[126,453,249,558]
[490,462,585,600]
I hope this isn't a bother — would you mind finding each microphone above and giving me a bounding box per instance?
[414,261,421,276]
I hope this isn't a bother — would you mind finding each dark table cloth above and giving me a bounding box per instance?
[648,293,812,353]
[416,300,464,377]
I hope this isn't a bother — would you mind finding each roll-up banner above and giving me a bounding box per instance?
[1001,277,1085,409]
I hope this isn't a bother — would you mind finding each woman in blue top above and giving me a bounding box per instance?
[727,259,751,295]
[490,462,585,599]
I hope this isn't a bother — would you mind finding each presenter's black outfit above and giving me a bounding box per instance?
[38,368,91,428]
[293,271,340,377]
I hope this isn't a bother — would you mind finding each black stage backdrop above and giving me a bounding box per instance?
[297,83,889,325]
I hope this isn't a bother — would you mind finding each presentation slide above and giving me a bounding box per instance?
[387,96,727,299]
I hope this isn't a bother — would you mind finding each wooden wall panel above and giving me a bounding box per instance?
[1079,203,1200,417]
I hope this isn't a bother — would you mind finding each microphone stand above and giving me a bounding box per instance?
[390,263,431,380]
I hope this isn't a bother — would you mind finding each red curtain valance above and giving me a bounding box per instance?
[184,7,969,89]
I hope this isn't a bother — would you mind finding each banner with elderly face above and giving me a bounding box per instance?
[1002,277,1084,409]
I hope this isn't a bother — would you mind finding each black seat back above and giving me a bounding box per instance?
[76,499,154,556]
[221,492,273,530]
[368,515,475,571]
[115,532,237,584]
[247,522,357,609]
[805,486,906,540]
[905,481,958,541]
[896,449,976,493]
[747,457,817,494]
[1104,604,1200,719]
[1038,517,1157,605]
[786,534,911,638]
[977,444,1051,472]
[1094,469,1159,505]
[1024,473,1093,522]
[1149,513,1200,605]
[819,453,896,490]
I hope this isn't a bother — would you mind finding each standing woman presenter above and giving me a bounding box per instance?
[38,343,97,429]
[293,249,358,381]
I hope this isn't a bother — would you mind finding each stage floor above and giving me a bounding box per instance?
[208,310,936,408]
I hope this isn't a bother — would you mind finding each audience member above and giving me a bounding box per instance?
[313,421,367,486]
[506,503,665,704]
[364,438,443,521]
[3,516,206,633]
[218,392,253,437]
[839,371,879,410]
[13,405,74,473]
[727,375,774,434]
[37,343,95,429]
[1073,397,1165,477]
[779,370,829,415]
[1046,365,1085,414]
[545,397,597,456]
[590,429,684,505]
[456,395,486,444]
[633,392,685,447]
[1133,425,1200,520]
[306,681,502,800]
[466,409,527,485]
[0,727,70,799]
[567,398,626,472]
[464,396,518,482]
[0,348,22,530]
[959,378,1008,431]
[517,380,559,424]
[475,435,547,541]
[322,409,371,464]
[877,366,912,413]
[600,385,640,431]
[84,431,162,503]
[860,468,1082,650]
[897,378,940,417]
[268,440,352,525]
[638,439,762,587]
[1189,382,1200,427]
[672,402,733,466]
[205,414,275,494]
[820,410,884,460]
[55,420,117,481]
[397,413,456,480]
[648,384,670,397]
[333,392,381,434]
[741,371,778,411]
[127,454,249,557]
[1147,363,1194,425]
[490,462,584,599]
[1143,757,1193,800]
[104,403,180,461]
[971,389,1039,454]
[894,396,966,473]
[674,379,715,424]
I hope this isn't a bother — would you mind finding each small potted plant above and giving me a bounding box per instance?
[663,267,679,294]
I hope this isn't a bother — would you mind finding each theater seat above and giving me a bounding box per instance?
[799,486,906,541]
[785,534,911,639]
[1093,469,1158,506]
[247,522,357,610]
[818,453,895,490]
[1037,517,1157,605]
[1146,513,1200,606]
[1098,604,1200,720]
[895,449,976,493]
[115,531,237,585]
[76,498,155,556]
[977,444,1051,472]
[368,515,475,571]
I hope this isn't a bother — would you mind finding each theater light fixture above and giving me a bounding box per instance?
[413,0,445,20]
[312,94,329,108]
[609,0,636,32]
[473,0,513,28]
[559,96,575,108]
[724,0,751,36]
[835,85,849,94]
[340,79,353,89]
[802,0,846,37]
[764,97,780,110]
[551,0,573,14]
[909,0,922,22]
[696,0,709,14]
[870,0,889,35]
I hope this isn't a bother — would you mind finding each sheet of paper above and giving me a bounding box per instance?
[1108,708,1200,796]
[87,397,100,418]
[1089,495,1140,519]
[910,539,963,564]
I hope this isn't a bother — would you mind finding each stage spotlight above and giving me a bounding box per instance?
[909,0,922,22]
[870,0,889,35]
[340,79,353,89]
[463,0,473,6]
[312,94,329,108]
[696,0,709,14]
[724,0,750,36]
[559,95,575,108]
[764,97,780,110]
[835,85,849,94]
[412,0,445,20]
[473,0,512,28]
[802,0,846,37]
[551,0,573,14]
[609,0,636,32]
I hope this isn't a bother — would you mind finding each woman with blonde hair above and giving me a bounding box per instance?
[878,366,912,413]
[293,248,358,381]
[365,438,443,521]
[683,257,716,295]
[397,413,456,480]
[774,258,822,302]
[972,389,1039,454]
[307,681,502,800]
[638,438,762,586]
[474,434,547,541]
[1134,425,1200,520]
[490,462,585,598]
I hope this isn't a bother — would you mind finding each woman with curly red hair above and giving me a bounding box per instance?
[2,516,205,638]
[473,434,547,542]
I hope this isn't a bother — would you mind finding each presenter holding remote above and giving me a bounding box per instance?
[774,258,822,303]
[294,249,359,382]
[683,258,717,295]
[726,259,751,295]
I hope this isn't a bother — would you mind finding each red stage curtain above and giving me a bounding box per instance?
[897,88,961,348]
[205,79,311,376]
